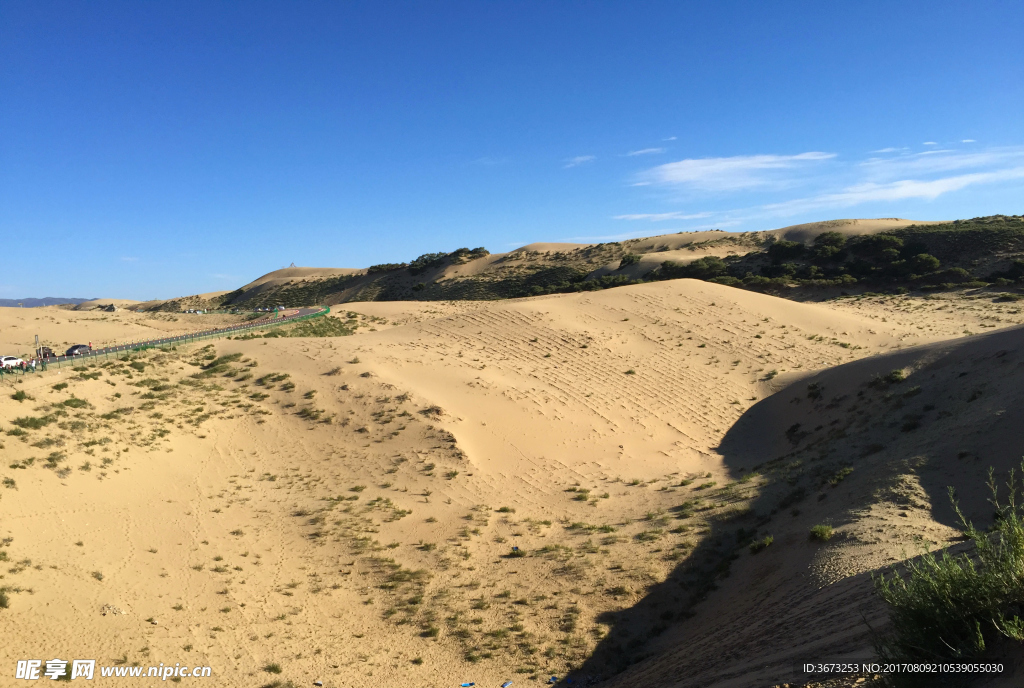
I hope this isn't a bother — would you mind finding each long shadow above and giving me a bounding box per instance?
[569,326,1024,687]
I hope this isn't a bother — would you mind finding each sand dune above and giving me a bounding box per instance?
[597,323,1024,687]
[70,299,143,311]
[0,280,1020,687]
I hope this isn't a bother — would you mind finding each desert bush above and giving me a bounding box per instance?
[367,263,408,273]
[256,373,289,386]
[874,467,1024,686]
[810,524,834,541]
[12,415,55,430]
[767,239,805,263]
[749,535,773,553]
[885,369,907,384]
[618,254,642,269]
[11,390,32,402]
[829,466,853,487]
[657,256,728,281]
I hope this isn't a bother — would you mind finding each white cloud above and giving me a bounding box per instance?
[962,139,976,143]
[923,141,938,145]
[617,143,1024,227]
[626,148,666,156]
[860,146,1024,178]
[759,166,1024,217]
[662,136,677,141]
[613,211,712,221]
[564,155,596,168]
[638,151,835,191]
[870,147,907,153]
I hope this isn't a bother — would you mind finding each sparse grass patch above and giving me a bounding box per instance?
[810,524,834,541]
[829,466,853,487]
[749,535,773,554]
[11,415,56,430]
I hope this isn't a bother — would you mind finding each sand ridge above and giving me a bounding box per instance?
[0,280,1019,687]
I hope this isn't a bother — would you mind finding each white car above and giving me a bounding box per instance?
[1,356,25,369]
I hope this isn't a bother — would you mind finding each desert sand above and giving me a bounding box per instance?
[1,280,1022,687]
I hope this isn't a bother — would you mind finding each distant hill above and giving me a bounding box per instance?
[0,297,96,308]
[145,216,1024,311]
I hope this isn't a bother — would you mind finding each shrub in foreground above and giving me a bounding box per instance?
[874,466,1024,687]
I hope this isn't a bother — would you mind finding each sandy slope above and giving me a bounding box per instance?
[0,281,1014,687]
[597,323,1024,688]
[70,299,144,311]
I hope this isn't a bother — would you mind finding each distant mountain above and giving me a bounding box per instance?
[0,297,97,308]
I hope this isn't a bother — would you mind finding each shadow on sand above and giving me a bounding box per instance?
[568,326,1024,687]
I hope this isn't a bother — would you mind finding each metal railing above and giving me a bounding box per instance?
[0,306,330,381]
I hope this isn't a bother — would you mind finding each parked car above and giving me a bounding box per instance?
[66,344,91,356]
[1,355,25,369]
[36,347,57,359]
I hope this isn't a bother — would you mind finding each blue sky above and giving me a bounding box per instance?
[1,1,1022,300]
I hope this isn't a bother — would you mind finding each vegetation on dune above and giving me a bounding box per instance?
[874,466,1024,687]
[237,314,357,339]
[152,215,1023,310]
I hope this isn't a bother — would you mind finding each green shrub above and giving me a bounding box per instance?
[657,256,728,281]
[618,254,642,269]
[749,535,773,553]
[810,524,834,541]
[11,390,32,402]
[367,263,408,274]
[829,466,853,487]
[11,415,55,430]
[874,467,1024,686]
[885,369,907,384]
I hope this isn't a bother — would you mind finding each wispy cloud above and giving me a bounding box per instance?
[626,148,666,156]
[923,141,938,145]
[662,136,677,141]
[860,146,1024,178]
[759,166,1024,217]
[637,152,835,192]
[613,211,712,221]
[120,256,138,262]
[564,155,596,168]
[870,147,907,154]
[617,144,1024,228]
[962,139,976,143]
